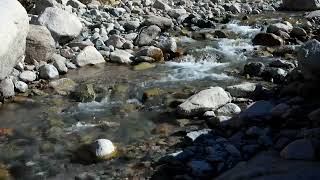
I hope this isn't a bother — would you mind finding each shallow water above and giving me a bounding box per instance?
[0,13,303,179]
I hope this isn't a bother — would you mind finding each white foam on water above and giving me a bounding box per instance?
[226,21,261,39]
[216,38,254,62]
[65,121,97,134]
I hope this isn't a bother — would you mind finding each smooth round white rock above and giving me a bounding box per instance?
[90,139,116,158]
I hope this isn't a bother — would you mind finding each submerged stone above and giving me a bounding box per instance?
[72,83,96,102]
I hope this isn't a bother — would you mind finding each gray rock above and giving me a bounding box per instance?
[177,87,232,116]
[110,50,133,64]
[135,25,161,46]
[168,8,187,18]
[267,23,293,34]
[143,15,173,30]
[153,0,171,11]
[26,25,56,64]
[90,139,116,159]
[38,7,83,43]
[0,0,29,80]
[52,54,68,74]
[73,46,105,67]
[225,144,241,157]
[269,59,295,69]
[105,35,126,49]
[291,27,307,37]
[282,0,320,11]
[33,0,61,15]
[298,39,320,80]
[39,64,59,79]
[0,78,15,98]
[14,81,28,93]
[66,0,86,8]
[19,71,37,82]
[244,62,265,77]
[135,46,164,61]
[124,20,140,31]
[229,3,241,13]
[216,103,241,115]
[240,100,274,119]
[157,36,177,53]
[252,33,284,46]
[280,139,316,160]
[226,82,257,97]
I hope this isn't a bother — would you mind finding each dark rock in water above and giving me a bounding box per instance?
[71,83,96,102]
[243,62,265,77]
[282,0,320,11]
[252,33,284,46]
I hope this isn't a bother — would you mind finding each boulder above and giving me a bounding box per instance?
[282,0,320,11]
[226,82,257,97]
[280,139,316,160]
[135,25,161,46]
[298,39,320,80]
[143,15,173,30]
[135,46,164,61]
[110,50,133,64]
[0,0,29,80]
[38,7,83,43]
[73,46,105,67]
[26,25,56,64]
[39,64,59,79]
[0,78,15,98]
[216,103,241,115]
[19,71,37,82]
[52,54,68,74]
[252,33,284,46]
[177,87,232,116]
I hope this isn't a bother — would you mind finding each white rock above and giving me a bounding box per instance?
[110,50,133,64]
[226,82,257,97]
[177,87,232,116]
[216,103,241,115]
[19,71,37,82]
[73,46,105,67]
[14,81,28,93]
[203,111,216,117]
[52,54,68,74]
[0,78,15,98]
[0,0,29,79]
[90,139,116,158]
[38,7,83,42]
[39,64,59,80]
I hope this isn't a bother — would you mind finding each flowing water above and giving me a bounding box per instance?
[0,13,302,179]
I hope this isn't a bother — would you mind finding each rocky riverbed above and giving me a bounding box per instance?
[0,0,320,179]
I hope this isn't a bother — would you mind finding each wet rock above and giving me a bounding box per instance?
[298,39,320,80]
[157,36,177,53]
[0,0,29,79]
[73,46,105,67]
[216,103,241,115]
[142,88,164,101]
[280,139,316,160]
[135,25,161,46]
[19,71,37,82]
[38,7,83,42]
[143,15,173,30]
[252,33,284,46]
[177,87,232,116]
[49,78,77,95]
[14,81,28,93]
[0,78,15,98]
[291,27,307,37]
[226,82,257,98]
[90,139,116,160]
[267,23,293,34]
[282,0,320,11]
[52,54,68,74]
[133,62,156,71]
[135,46,164,61]
[110,50,133,64]
[262,67,287,83]
[72,83,96,102]
[39,64,59,80]
[269,59,295,69]
[243,62,265,77]
[105,35,126,49]
[26,25,56,64]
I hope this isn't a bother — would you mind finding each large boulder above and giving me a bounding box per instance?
[0,0,29,80]
[282,0,320,11]
[177,87,232,116]
[252,33,284,46]
[38,7,83,43]
[134,25,161,46]
[298,39,320,80]
[26,25,56,64]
